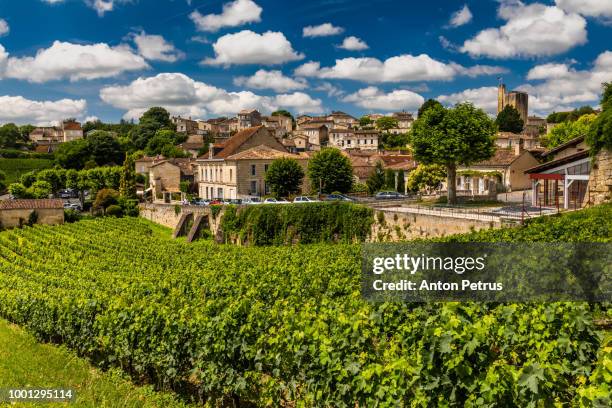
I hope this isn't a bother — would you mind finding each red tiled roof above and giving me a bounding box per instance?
[214,126,265,158]
[473,149,521,167]
[0,199,64,210]
[226,145,305,160]
[62,121,82,130]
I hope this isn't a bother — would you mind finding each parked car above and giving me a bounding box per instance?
[209,199,223,205]
[63,202,82,211]
[190,198,209,206]
[243,198,262,205]
[324,194,355,202]
[263,198,290,204]
[58,189,77,199]
[228,199,242,205]
[375,191,405,200]
[293,196,320,203]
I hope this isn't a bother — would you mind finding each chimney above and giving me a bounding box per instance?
[514,138,524,156]
[208,143,214,159]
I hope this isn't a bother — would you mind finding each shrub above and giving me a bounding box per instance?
[94,188,119,211]
[64,209,82,223]
[105,205,123,217]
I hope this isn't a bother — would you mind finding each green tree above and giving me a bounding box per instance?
[119,153,136,199]
[546,114,596,148]
[87,130,124,165]
[406,164,446,193]
[0,123,21,147]
[411,102,496,204]
[359,116,373,128]
[8,183,28,198]
[366,160,385,194]
[271,110,293,119]
[20,172,37,188]
[418,99,443,117]
[130,107,173,149]
[36,168,66,193]
[265,158,305,198]
[19,125,35,142]
[54,139,91,169]
[396,170,406,194]
[93,188,119,212]
[28,180,52,199]
[586,82,612,154]
[308,148,353,194]
[375,117,399,132]
[384,168,396,191]
[495,105,524,133]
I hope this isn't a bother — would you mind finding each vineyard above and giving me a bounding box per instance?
[0,205,610,406]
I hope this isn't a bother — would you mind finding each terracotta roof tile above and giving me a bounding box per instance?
[226,145,305,160]
[0,199,64,210]
[473,149,520,166]
[215,126,265,158]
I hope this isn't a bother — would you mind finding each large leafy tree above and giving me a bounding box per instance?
[119,153,137,199]
[87,130,125,165]
[130,107,173,149]
[495,105,524,133]
[54,139,91,169]
[547,114,596,148]
[406,164,446,193]
[0,123,21,147]
[264,158,304,198]
[376,117,399,131]
[586,82,612,154]
[366,160,385,194]
[411,102,496,204]
[359,116,374,128]
[308,148,353,194]
[418,99,443,117]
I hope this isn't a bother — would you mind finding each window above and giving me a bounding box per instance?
[250,180,257,194]
[251,164,256,176]
[265,164,269,173]
[217,188,223,199]
[229,169,233,181]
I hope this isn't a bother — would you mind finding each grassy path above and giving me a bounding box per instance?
[0,319,195,408]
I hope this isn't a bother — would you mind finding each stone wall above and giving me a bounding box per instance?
[0,208,64,228]
[585,149,612,206]
[139,203,224,236]
[371,209,513,241]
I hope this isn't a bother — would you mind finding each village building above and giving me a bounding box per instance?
[29,120,83,151]
[495,132,541,150]
[179,134,205,158]
[330,129,380,150]
[525,136,593,210]
[237,109,262,131]
[326,111,357,128]
[172,116,199,134]
[387,112,414,134]
[196,126,307,199]
[0,199,64,228]
[299,123,329,147]
[148,158,196,203]
[454,144,539,196]
[135,155,166,175]
[262,115,292,138]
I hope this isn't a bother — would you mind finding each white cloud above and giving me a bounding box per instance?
[85,115,99,122]
[190,0,262,32]
[343,86,424,111]
[41,0,131,16]
[303,23,344,37]
[314,82,344,97]
[517,50,612,114]
[133,31,184,62]
[203,30,304,66]
[0,19,9,36]
[448,5,473,27]
[437,86,498,115]
[338,36,369,51]
[461,1,587,58]
[555,0,612,18]
[294,55,506,83]
[526,63,572,80]
[274,92,323,114]
[0,40,148,83]
[234,69,307,92]
[0,95,87,125]
[99,72,322,119]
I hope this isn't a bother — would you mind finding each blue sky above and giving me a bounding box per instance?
[0,0,611,124]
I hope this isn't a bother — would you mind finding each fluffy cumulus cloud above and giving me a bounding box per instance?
[314,82,344,97]
[518,50,612,114]
[190,0,262,32]
[448,5,473,27]
[555,0,612,18]
[461,1,587,58]
[343,86,424,111]
[303,23,344,37]
[0,18,9,36]
[0,40,148,83]
[338,36,369,51]
[132,31,184,62]
[42,0,127,17]
[233,69,307,92]
[100,72,322,119]
[203,30,304,66]
[294,54,506,83]
[437,87,499,115]
[0,95,87,125]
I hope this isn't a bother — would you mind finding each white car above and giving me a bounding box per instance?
[243,198,262,205]
[293,196,320,203]
[263,198,290,204]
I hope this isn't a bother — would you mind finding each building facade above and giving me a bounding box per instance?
[498,83,529,123]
